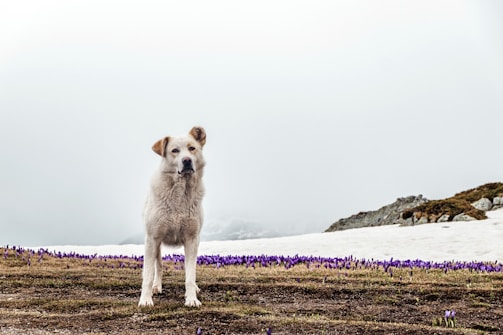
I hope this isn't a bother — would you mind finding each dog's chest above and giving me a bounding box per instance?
[160,215,200,246]
[164,181,201,212]
[147,179,203,245]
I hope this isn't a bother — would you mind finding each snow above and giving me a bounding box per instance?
[40,208,503,263]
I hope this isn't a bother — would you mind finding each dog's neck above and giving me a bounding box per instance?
[154,171,205,216]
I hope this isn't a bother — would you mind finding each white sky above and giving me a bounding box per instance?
[1,1,503,245]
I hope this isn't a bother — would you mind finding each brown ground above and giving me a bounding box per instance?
[0,248,502,334]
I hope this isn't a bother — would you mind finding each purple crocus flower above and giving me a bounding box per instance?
[444,309,456,328]
[450,310,457,328]
[196,327,202,335]
[266,327,272,335]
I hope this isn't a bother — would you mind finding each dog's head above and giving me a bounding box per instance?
[152,126,206,177]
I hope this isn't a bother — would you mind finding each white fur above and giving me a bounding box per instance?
[138,127,206,307]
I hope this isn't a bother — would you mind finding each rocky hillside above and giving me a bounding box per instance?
[401,182,503,224]
[325,195,427,232]
[325,182,503,232]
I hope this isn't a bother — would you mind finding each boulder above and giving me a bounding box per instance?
[437,214,450,222]
[452,213,476,222]
[471,198,492,211]
[399,217,414,226]
[493,197,502,206]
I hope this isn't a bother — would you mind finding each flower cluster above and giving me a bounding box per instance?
[195,327,271,334]
[197,254,503,275]
[444,310,456,328]
[432,309,457,328]
[2,246,502,274]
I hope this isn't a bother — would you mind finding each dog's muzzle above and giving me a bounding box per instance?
[179,157,195,176]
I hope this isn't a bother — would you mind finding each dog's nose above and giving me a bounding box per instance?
[182,157,192,166]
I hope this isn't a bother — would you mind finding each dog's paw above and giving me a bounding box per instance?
[138,297,154,307]
[152,283,162,294]
[185,297,202,308]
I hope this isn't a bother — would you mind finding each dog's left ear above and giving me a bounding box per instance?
[189,126,206,147]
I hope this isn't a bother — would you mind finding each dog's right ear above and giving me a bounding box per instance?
[152,137,170,157]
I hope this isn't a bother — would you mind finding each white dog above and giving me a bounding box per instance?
[139,126,206,307]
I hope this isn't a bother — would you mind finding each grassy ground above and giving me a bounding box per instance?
[1,247,502,334]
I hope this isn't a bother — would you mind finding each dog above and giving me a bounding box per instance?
[138,126,206,307]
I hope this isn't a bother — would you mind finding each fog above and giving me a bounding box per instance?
[1,1,502,245]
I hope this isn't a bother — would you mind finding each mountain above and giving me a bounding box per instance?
[325,195,427,232]
[325,182,503,232]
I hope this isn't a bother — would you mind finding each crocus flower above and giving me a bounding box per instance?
[444,310,456,328]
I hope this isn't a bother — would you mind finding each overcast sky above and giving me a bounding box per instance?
[1,1,502,246]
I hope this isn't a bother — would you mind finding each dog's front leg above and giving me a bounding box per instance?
[139,236,160,306]
[184,238,201,307]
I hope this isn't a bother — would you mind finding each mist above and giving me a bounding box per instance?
[1,1,502,246]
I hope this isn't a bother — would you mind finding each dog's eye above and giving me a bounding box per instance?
[188,146,196,152]
[171,148,180,153]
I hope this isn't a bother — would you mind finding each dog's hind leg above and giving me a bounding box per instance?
[139,236,160,306]
[152,249,163,294]
[184,238,201,307]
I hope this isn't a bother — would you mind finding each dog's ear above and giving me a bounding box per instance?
[189,126,206,147]
[152,137,170,157]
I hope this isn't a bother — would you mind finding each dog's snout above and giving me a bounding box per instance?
[182,157,192,166]
[179,157,195,175]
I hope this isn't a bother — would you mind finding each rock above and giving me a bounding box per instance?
[437,214,450,222]
[416,216,428,225]
[399,217,414,226]
[493,197,502,206]
[471,198,492,211]
[452,213,476,222]
[325,195,428,232]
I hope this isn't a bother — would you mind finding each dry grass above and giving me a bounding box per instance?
[454,183,503,203]
[1,247,502,334]
[402,198,487,221]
